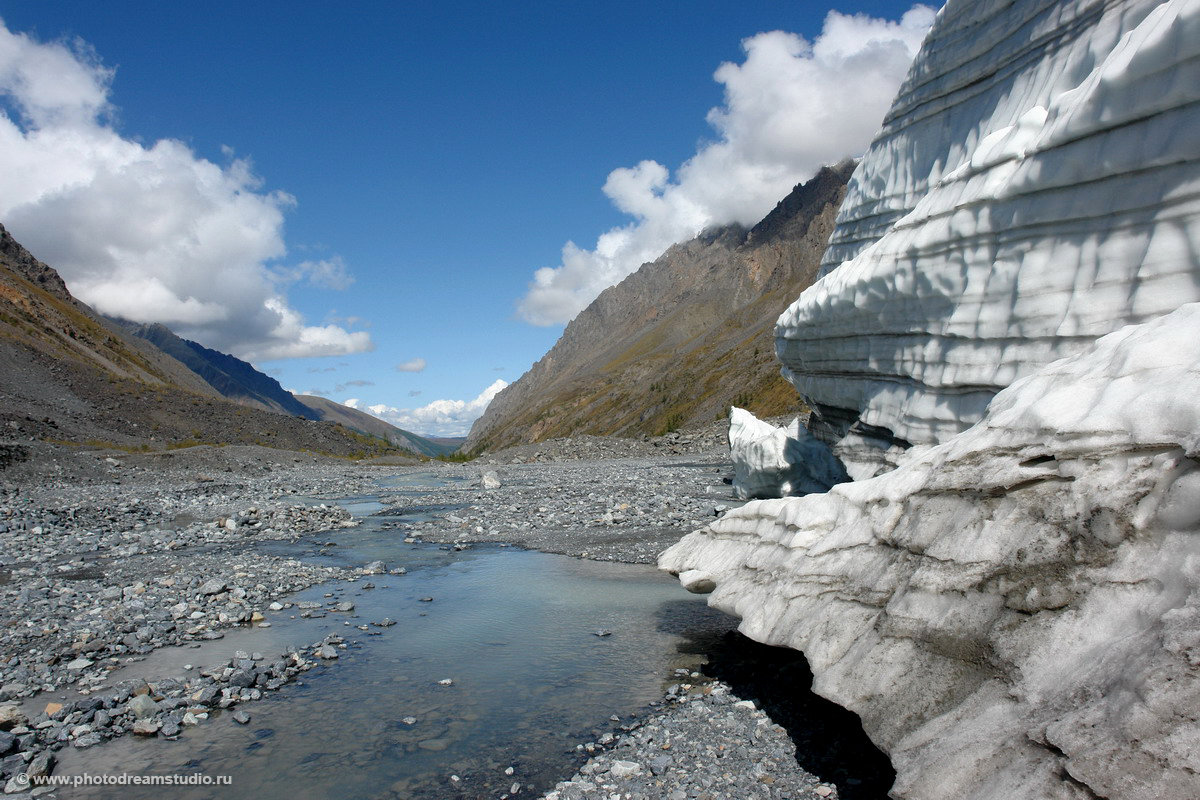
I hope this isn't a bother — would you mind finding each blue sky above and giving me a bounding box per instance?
[0,1,933,436]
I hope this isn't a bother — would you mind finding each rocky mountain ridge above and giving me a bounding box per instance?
[467,160,855,453]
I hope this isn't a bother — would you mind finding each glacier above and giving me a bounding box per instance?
[727,408,850,499]
[662,0,1200,797]
[663,303,1200,799]
[777,0,1200,465]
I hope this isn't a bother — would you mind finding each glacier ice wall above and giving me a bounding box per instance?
[663,303,1200,800]
[779,0,1200,454]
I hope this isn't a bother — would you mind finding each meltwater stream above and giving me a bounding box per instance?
[53,474,737,799]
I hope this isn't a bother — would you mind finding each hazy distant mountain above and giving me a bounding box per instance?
[0,222,409,458]
[294,395,455,456]
[109,319,320,420]
[466,161,854,452]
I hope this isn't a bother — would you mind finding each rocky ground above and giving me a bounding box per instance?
[0,428,888,799]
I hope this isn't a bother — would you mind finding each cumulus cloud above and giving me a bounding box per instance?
[0,20,371,361]
[356,379,508,437]
[394,358,427,373]
[408,390,422,397]
[517,6,935,325]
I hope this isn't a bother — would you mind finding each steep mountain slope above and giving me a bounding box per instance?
[110,319,320,419]
[467,161,854,452]
[294,395,455,456]
[0,223,407,457]
[0,224,223,398]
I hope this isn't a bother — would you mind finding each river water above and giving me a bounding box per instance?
[52,475,736,799]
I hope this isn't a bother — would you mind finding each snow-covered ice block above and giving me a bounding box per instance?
[728,407,849,499]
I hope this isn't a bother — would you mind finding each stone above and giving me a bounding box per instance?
[25,752,53,780]
[0,708,23,732]
[198,579,226,596]
[417,738,449,751]
[126,694,159,720]
[332,601,354,612]
[362,560,385,574]
[231,710,250,725]
[315,645,338,660]
[131,719,160,736]
[64,658,93,671]
[608,760,642,779]
[481,470,501,490]
[71,732,102,749]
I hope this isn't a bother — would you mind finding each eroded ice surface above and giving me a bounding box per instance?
[664,303,1200,799]
[778,0,1200,458]
[727,408,849,499]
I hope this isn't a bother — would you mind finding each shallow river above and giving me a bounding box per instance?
[52,474,736,799]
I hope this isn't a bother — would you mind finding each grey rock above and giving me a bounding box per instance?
[198,579,226,596]
[125,694,159,720]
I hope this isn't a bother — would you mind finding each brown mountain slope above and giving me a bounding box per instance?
[466,161,854,452]
[0,223,407,458]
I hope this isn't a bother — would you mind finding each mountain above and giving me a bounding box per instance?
[662,1,1200,798]
[466,160,855,452]
[294,395,455,457]
[109,319,321,420]
[0,222,407,458]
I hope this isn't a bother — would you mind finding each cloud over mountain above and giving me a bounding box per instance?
[348,379,508,437]
[0,20,371,361]
[517,5,935,326]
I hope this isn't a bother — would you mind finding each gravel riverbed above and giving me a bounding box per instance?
[0,429,886,799]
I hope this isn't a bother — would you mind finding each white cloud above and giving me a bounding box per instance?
[395,357,427,373]
[0,20,371,360]
[357,379,508,437]
[274,257,354,291]
[517,6,935,325]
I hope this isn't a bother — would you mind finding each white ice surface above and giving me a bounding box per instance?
[727,407,850,499]
[663,303,1200,799]
[778,0,1200,451]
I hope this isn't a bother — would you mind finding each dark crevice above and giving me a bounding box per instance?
[689,630,896,800]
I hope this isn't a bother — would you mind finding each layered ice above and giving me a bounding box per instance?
[777,0,1200,459]
[727,408,849,499]
[663,303,1200,799]
[664,1,1200,797]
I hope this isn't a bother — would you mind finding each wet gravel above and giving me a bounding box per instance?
[0,434,891,799]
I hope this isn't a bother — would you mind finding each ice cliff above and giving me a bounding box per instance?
[777,0,1200,468]
[664,303,1200,799]
[662,0,1200,797]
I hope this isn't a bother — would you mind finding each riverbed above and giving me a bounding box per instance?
[48,475,738,799]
